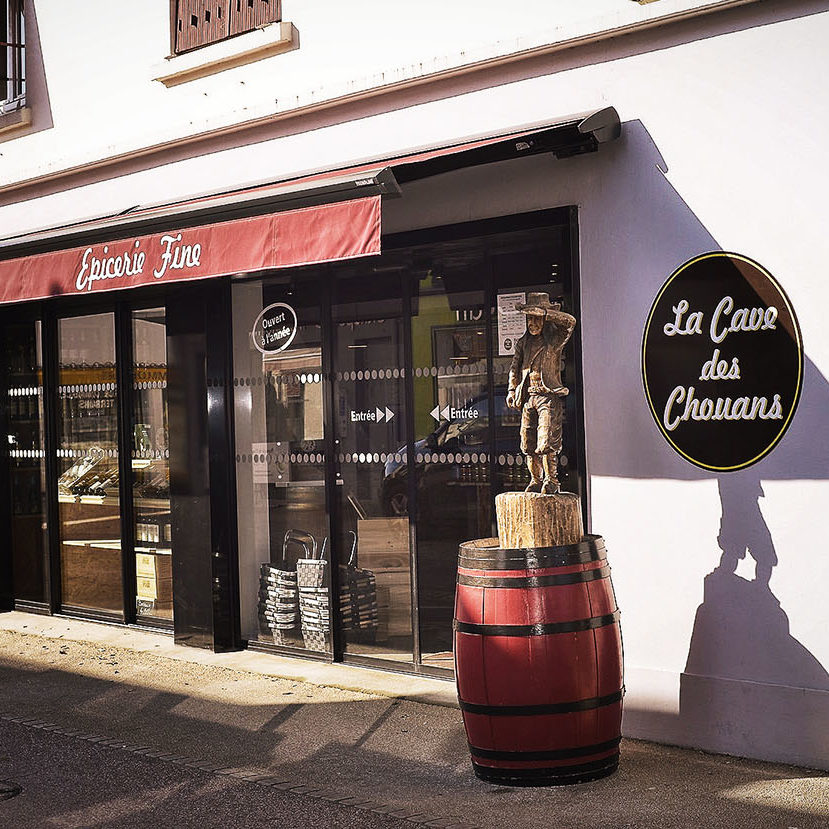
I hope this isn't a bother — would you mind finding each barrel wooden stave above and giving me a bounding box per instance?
[455,630,602,707]
[454,535,623,786]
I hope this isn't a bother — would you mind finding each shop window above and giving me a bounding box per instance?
[232,275,332,654]
[409,255,491,670]
[3,319,47,604]
[131,308,174,624]
[1,0,25,115]
[229,212,579,675]
[489,225,582,501]
[331,269,413,665]
[172,0,281,54]
[56,313,124,615]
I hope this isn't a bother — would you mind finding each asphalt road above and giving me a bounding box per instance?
[0,718,415,829]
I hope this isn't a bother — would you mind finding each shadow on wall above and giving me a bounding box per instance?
[679,470,829,766]
[687,472,829,689]
[583,120,829,765]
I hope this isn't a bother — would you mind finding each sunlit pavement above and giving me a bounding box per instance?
[1,612,827,829]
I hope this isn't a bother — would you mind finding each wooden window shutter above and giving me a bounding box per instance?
[174,0,231,53]
[229,0,282,36]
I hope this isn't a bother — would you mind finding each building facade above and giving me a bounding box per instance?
[1,0,828,770]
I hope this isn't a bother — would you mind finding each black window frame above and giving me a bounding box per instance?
[1,0,25,115]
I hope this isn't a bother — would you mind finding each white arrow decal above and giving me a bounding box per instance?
[430,405,441,421]
[385,407,394,421]
[375,407,385,422]
[441,405,451,420]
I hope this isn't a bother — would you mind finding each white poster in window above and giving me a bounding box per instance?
[497,292,526,356]
[251,442,288,484]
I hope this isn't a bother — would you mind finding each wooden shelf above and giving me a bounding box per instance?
[61,538,172,555]
[58,494,169,508]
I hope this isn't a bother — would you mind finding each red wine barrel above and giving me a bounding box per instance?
[454,535,623,786]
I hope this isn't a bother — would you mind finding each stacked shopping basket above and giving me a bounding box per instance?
[259,528,379,651]
[339,531,379,638]
[258,562,299,645]
[296,534,330,652]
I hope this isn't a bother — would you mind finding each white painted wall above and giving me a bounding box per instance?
[2,0,753,183]
[2,0,828,769]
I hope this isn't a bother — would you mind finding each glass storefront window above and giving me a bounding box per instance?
[490,227,579,499]
[4,320,47,604]
[57,313,123,614]
[229,213,577,675]
[332,269,413,663]
[233,276,331,653]
[132,308,173,623]
[410,256,489,669]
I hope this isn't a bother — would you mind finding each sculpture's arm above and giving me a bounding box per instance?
[506,337,525,409]
[507,337,524,392]
[544,310,577,350]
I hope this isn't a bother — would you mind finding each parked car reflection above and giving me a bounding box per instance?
[381,391,520,521]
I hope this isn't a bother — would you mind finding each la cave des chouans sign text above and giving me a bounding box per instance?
[642,252,803,471]
[251,302,298,355]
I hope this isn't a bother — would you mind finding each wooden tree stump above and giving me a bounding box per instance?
[495,491,583,548]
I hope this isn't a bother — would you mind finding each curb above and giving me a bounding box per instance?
[0,621,459,710]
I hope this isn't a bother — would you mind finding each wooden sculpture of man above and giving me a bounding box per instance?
[506,293,576,495]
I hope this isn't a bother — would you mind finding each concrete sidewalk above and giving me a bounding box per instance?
[1,611,827,829]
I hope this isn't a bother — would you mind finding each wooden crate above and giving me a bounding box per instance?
[374,567,412,641]
[357,518,409,569]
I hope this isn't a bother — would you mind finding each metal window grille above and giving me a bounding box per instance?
[173,0,281,55]
[1,0,25,114]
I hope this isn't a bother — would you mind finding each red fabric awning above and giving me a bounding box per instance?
[0,107,620,305]
[0,196,380,304]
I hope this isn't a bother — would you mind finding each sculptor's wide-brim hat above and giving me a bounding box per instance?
[515,292,559,315]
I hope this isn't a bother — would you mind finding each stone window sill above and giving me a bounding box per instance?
[153,21,298,88]
[0,106,32,143]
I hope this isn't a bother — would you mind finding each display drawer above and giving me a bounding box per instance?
[135,552,172,580]
[61,544,122,612]
[136,575,173,602]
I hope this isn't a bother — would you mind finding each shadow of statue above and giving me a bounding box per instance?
[684,471,829,690]
[678,471,829,764]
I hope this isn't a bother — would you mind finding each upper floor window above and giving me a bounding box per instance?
[172,0,282,55]
[1,0,25,114]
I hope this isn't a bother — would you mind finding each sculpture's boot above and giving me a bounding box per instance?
[541,452,560,495]
[524,455,543,492]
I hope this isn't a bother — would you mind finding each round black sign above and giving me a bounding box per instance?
[642,252,803,471]
[251,302,298,355]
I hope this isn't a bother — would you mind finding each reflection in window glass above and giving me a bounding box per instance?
[132,308,173,623]
[332,271,412,663]
[233,277,331,653]
[57,314,123,613]
[5,320,47,603]
[410,258,489,669]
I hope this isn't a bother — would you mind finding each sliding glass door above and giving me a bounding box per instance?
[4,319,48,605]
[232,275,332,654]
[56,313,123,614]
[331,268,413,664]
[131,307,173,623]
